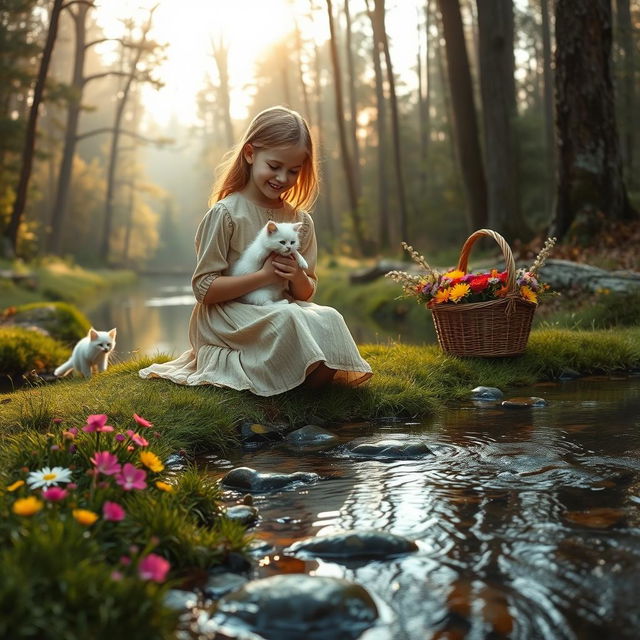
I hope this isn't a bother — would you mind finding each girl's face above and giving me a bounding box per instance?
[242,144,307,207]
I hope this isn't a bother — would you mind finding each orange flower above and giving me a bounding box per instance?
[12,497,43,516]
[449,283,471,302]
[495,285,509,298]
[72,509,99,526]
[433,289,450,304]
[155,481,174,493]
[520,285,538,303]
[443,269,465,280]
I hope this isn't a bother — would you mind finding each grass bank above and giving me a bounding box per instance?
[0,257,135,309]
[2,327,639,455]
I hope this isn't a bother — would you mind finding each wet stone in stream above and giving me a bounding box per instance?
[285,529,419,560]
[225,504,259,526]
[501,396,549,408]
[208,574,378,640]
[222,467,320,493]
[347,439,433,459]
[284,425,338,448]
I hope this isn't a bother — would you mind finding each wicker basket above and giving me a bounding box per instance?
[430,229,536,357]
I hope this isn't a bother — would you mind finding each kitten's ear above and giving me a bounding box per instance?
[266,221,278,234]
[108,328,117,338]
[292,222,303,232]
[89,328,98,340]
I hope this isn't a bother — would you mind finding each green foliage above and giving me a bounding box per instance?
[0,326,68,378]
[0,519,177,640]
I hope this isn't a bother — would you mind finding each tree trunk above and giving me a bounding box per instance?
[375,0,409,245]
[100,10,155,263]
[417,2,431,204]
[344,0,361,197]
[365,0,390,251]
[436,0,487,230]
[48,2,91,254]
[476,0,526,242]
[552,0,637,243]
[211,38,234,148]
[615,0,635,187]
[326,0,369,255]
[293,14,312,125]
[5,0,64,257]
[541,0,555,210]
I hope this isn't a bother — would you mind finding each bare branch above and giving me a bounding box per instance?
[81,70,131,86]
[84,37,127,50]
[62,0,95,10]
[75,127,174,146]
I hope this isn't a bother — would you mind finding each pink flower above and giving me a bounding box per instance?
[83,414,114,433]
[138,554,170,582]
[42,486,68,501]
[90,451,121,476]
[67,482,77,490]
[110,570,123,581]
[133,413,153,428]
[103,501,126,522]
[119,555,132,566]
[126,430,149,447]
[115,433,126,442]
[115,463,147,491]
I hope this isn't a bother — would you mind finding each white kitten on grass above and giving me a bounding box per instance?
[54,327,116,378]
[230,220,308,305]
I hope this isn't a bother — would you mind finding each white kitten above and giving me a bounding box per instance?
[54,327,117,378]
[230,220,308,305]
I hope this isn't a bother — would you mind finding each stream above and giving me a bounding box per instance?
[203,376,640,639]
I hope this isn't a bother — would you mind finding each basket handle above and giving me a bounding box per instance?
[456,229,516,292]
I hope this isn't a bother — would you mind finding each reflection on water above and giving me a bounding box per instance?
[84,275,435,361]
[205,378,640,640]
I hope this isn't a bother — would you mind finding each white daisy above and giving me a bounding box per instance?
[26,466,73,489]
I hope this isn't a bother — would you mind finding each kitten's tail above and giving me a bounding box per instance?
[54,360,73,377]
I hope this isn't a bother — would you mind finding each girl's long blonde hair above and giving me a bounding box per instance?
[210,106,319,211]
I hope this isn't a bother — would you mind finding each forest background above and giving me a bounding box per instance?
[1,0,638,272]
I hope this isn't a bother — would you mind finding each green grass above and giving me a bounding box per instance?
[0,257,135,309]
[2,327,638,455]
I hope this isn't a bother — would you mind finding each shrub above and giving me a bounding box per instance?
[0,326,69,378]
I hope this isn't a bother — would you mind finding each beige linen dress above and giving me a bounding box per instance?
[139,192,372,396]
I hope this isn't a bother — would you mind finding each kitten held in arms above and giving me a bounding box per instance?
[230,220,308,305]
[54,328,116,378]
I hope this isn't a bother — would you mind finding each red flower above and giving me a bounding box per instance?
[469,274,490,293]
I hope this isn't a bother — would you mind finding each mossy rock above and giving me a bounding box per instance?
[0,326,69,378]
[0,301,90,345]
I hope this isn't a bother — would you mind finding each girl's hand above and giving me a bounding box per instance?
[271,253,303,282]
[258,253,285,285]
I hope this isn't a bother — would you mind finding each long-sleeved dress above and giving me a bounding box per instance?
[138,192,373,396]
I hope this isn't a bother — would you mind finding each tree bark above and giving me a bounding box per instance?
[417,2,431,203]
[344,0,361,197]
[211,38,234,148]
[365,0,390,251]
[476,0,526,242]
[326,0,369,255]
[541,0,555,210]
[375,0,409,245]
[100,8,157,262]
[48,1,92,254]
[552,0,637,242]
[615,0,635,187]
[436,0,487,231]
[5,0,64,257]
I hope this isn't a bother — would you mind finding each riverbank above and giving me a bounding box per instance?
[2,327,638,454]
[0,257,135,309]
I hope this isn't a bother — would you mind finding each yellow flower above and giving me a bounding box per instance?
[520,285,538,303]
[72,509,99,526]
[12,496,44,516]
[443,269,465,280]
[433,289,450,304]
[155,481,174,493]
[140,451,164,473]
[449,283,471,302]
[7,480,25,492]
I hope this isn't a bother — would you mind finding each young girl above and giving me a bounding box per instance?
[139,106,372,396]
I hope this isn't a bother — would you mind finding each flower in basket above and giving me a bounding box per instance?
[385,237,556,308]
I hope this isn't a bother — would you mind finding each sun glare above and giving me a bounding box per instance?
[93,0,420,127]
